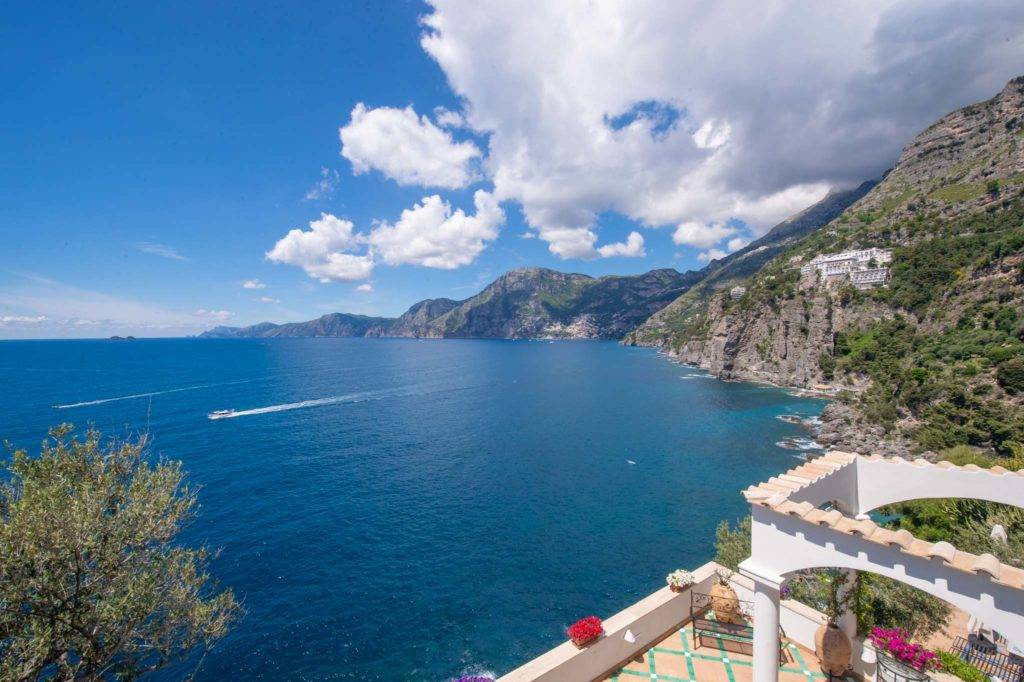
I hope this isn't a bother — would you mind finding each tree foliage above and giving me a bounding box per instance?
[0,425,240,681]
[713,516,751,571]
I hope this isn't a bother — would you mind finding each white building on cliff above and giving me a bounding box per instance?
[800,248,892,289]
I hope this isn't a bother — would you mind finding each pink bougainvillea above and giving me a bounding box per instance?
[869,627,940,671]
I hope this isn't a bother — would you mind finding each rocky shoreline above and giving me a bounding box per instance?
[660,352,914,458]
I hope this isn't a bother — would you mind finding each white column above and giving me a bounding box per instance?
[752,579,781,682]
[836,568,858,637]
[739,562,785,682]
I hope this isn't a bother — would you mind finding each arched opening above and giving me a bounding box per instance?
[777,566,1024,682]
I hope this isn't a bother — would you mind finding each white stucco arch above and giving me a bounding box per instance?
[779,456,1024,516]
[746,505,1024,641]
[740,452,1024,682]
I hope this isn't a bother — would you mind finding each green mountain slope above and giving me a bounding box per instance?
[422,267,702,339]
[631,76,1024,458]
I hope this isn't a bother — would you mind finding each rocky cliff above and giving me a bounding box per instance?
[629,77,1024,458]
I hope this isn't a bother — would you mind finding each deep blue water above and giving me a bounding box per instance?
[0,338,825,680]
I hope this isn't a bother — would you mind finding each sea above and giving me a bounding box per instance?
[0,338,826,680]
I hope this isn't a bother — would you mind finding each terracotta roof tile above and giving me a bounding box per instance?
[818,509,843,527]
[890,529,916,550]
[926,541,956,563]
[972,553,1001,579]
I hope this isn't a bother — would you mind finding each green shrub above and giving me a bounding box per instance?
[997,356,1024,394]
[936,651,988,682]
[819,352,836,380]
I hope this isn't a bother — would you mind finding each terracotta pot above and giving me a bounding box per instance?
[709,582,743,624]
[571,634,600,648]
[669,583,688,593]
[815,623,852,676]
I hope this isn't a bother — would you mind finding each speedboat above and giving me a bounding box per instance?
[208,409,235,420]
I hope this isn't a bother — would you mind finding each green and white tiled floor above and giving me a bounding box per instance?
[607,623,832,682]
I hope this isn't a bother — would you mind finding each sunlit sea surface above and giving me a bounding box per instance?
[0,338,825,680]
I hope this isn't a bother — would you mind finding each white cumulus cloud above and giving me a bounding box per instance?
[266,213,374,282]
[697,248,727,263]
[242,279,266,289]
[356,283,374,293]
[259,296,280,304]
[194,309,233,322]
[672,221,736,249]
[0,315,48,325]
[597,231,646,258]
[434,106,466,128]
[368,190,505,269]
[727,236,750,252]
[339,103,482,189]
[419,0,1024,257]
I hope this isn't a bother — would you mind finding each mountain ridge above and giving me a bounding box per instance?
[627,76,1024,458]
[202,186,873,341]
[200,266,702,340]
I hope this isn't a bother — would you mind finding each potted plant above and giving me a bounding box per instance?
[666,569,694,593]
[812,571,855,677]
[869,627,938,682]
[567,616,604,648]
[454,677,495,682]
[709,568,743,624]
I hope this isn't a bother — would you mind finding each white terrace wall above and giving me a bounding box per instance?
[499,562,831,682]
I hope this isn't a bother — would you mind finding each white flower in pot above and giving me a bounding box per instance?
[666,569,694,592]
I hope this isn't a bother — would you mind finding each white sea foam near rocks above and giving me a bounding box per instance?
[775,436,824,452]
[803,415,823,430]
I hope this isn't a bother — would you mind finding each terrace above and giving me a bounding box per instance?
[497,453,1024,682]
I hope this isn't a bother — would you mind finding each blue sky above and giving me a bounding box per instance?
[4,0,1023,338]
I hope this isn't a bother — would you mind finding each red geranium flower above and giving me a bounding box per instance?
[567,616,604,646]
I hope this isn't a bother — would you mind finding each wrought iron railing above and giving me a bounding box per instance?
[949,636,1024,682]
[875,652,929,682]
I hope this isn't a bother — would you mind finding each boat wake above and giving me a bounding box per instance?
[208,383,475,420]
[210,392,373,419]
[54,379,259,409]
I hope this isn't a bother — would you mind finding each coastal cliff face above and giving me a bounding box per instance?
[629,77,1024,458]
[669,292,890,388]
[364,298,459,338]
